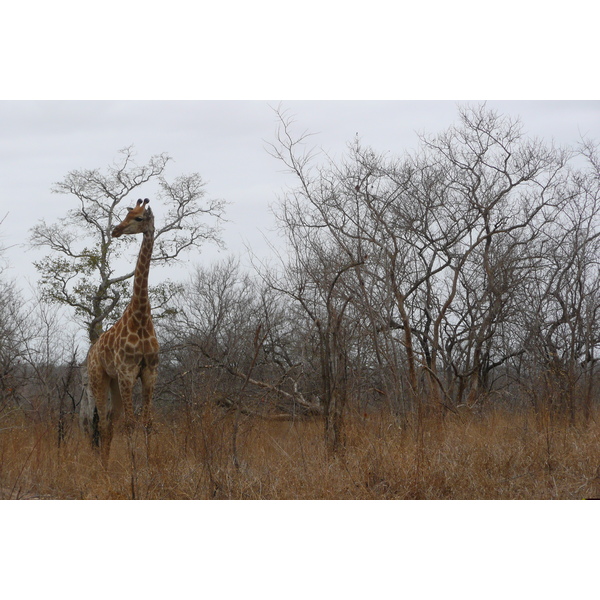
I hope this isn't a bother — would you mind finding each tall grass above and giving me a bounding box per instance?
[1,404,600,499]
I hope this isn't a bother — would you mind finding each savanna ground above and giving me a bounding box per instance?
[2,402,600,500]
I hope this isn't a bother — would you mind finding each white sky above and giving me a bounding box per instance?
[2,100,600,293]
[3,1,600,597]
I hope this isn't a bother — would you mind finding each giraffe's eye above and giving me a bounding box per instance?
[134,217,143,222]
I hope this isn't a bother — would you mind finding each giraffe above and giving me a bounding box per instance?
[83,198,159,466]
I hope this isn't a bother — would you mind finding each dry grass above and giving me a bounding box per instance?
[2,404,600,499]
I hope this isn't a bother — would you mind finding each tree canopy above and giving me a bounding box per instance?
[30,146,227,343]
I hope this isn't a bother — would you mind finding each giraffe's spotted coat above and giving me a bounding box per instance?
[84,199,159,466]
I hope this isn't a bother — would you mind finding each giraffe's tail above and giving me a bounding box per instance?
[79,361,100,447]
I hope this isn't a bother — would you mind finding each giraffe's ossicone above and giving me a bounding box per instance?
[81,198,159,466]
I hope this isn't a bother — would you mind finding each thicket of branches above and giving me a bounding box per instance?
[3,105,600,453]
[162,105,600,450]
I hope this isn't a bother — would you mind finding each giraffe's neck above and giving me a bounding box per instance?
[130,227,154,317]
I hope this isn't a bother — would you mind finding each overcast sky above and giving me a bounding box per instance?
[2,100,600,293]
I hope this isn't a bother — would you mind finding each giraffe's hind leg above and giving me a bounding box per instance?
[140,366,157,431]
[109,378,124,424]
[117,371,137,433]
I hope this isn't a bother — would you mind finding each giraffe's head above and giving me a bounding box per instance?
[112,199,153,238]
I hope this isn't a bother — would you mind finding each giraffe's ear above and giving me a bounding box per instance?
[127,199,144,211]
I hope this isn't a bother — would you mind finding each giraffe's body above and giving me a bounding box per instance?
[84,198,159,465]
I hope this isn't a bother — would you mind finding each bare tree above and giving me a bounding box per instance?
[0,275,26,418]
[267,104,576,422]
[514,145,600,421]
[13,293,80,422]
[161,256,322,419]
[30,146,227,343]
[414,106,572,407]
